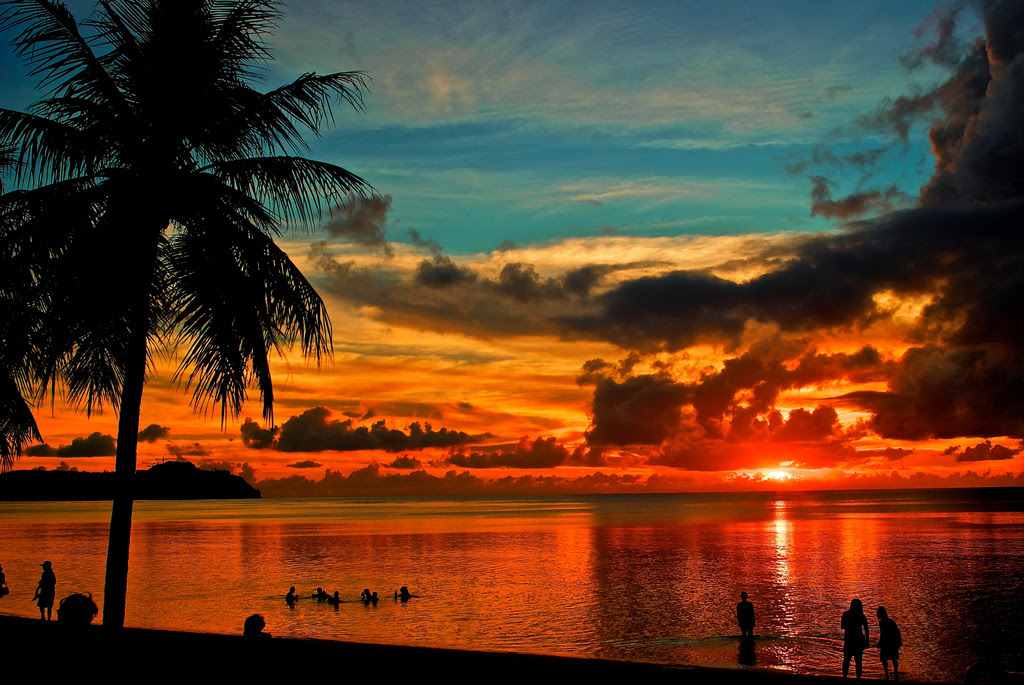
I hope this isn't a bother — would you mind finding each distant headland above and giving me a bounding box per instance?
[0,460,261,500]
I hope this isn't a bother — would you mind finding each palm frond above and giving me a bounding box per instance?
[167,211,331,424]
[201,155,370,229]
[0,372,41,471]
[265,71,369,131]
[210,0,282,75]
[0,108,101,185]
[0,0,125,108]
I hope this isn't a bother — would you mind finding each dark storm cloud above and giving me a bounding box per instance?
[562,199,1024,352]
[385,455,422,469]
[408,229,444,255]
[274,406,488,452]
[585,375,691,445]
[855,447,914,461]
[167,442,209,457]
[581,342,893,453]
[137,424,170,443]
[313,239,660,339]
[856,89,937,141]
[415,260,645,303]
[809,176,911,220]
[900,2,968,70]
[952,439,1021,462]
[444,437,570,469]
[860,0,1024,204]
[324,194,393,255]
[286,460,323,469]
[770,406,841,443]
[414,255,478,288]
[240,418,278,449]
[26,432,117,458]
[842,344,1024,440]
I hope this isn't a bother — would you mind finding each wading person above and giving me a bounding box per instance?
[876,606,902,680]
[841,598,869,678]
[33,560,56,621]
[737,591,755,639]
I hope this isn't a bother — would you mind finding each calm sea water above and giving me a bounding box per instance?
[1,489,1022,681]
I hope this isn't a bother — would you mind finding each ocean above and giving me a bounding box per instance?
[1,489,1022,681]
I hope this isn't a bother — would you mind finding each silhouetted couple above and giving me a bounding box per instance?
[842,599,901,680]
[361,588,378,605]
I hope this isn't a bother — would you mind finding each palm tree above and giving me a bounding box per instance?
[0,143,45,471]
[0,0,371,629]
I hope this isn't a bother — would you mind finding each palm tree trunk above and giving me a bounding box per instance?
[102,321,148,630]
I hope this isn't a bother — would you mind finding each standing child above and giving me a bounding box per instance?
[876,606,903,680]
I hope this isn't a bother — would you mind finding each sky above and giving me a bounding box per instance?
[3,0,1024,495]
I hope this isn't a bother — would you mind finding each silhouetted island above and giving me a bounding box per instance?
[0,461,260,500]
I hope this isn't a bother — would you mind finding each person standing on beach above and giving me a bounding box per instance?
[841,598,869,678]
[33,561,56,620]
[876,606,902,680]
[737,591,755,639]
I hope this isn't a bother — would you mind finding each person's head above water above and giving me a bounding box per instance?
[850,598,863,612]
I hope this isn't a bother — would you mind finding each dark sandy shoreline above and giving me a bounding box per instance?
[0,614,960,684]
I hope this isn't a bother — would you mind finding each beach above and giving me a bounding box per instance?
[0,614,948,684]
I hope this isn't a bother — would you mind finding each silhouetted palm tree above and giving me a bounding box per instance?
[0,0,371,628]
[0,143,44,471]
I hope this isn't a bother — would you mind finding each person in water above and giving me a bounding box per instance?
[841,598,870,679]
[395,586,412,601]
[737,591,755,639]
[876,606,902,680]
[361,588,372,603]
[328,591,342,606]
[286,586,298,604]
[312,587,330,602]
[0,563,7,599]
[33,561,56,621]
